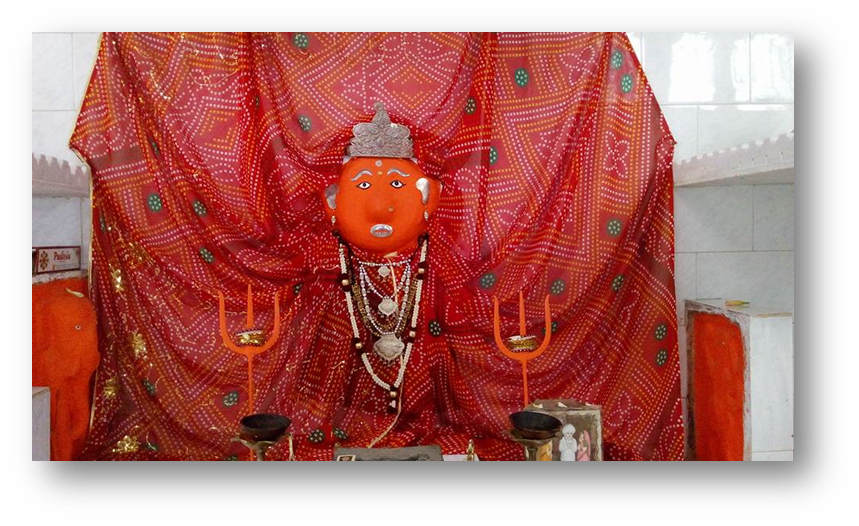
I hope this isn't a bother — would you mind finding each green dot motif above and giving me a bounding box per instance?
[333,427,349,441]
[99,214,107,232]
[550,279,566,295]
[293,283,304,295]
[199,247,215,264]
[611,274,625,292]
[147,193,163,212]
[620,74,634,93]
[293,33,309,49]
[308,429,325,444]
[542,321,559,335]
[428,320,442,337]
[655,323,668,341]
[607,219,622,237]
[142,379,156,396]
[655,348,668,366]
[222,391,239,407]
[611,50,624,69]
[479,273,497,289]
[193,200,207,216]
[224,454,238,461]
[298,115,312,132]
[514,68,530,87]
[488,146,498,165]
[465,97,477,115]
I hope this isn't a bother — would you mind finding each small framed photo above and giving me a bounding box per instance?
[526,399,603,461]
[335,454,356,461]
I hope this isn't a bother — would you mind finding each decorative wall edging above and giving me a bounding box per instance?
[32,153,90,198]
[674,131,794,187]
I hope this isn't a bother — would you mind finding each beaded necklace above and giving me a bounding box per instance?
[337,236,428,413]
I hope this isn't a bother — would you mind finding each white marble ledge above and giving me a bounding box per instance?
[33,269,88,285]
[674,131,794,187]
[686,298,792,319]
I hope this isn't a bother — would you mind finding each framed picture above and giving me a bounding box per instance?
[333,445,443,461]
[526,399,603,461]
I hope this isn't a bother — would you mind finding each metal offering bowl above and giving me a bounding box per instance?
[239,413,291,443]
[509,411,562,440]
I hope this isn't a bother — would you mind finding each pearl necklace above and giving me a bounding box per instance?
[338,236,428,413]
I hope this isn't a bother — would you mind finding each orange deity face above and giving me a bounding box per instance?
[323,157,441,255]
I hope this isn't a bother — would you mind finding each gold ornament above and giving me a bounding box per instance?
[506,335,539,352]
[103,376,119,399]
[130,332,148,361]
[235,329,265,347]
[124,241,149,269]
[112,434,140,454]
[110,265,124,293]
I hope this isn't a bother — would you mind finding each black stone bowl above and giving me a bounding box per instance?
[239,413,291,442]
[509,411,562,440]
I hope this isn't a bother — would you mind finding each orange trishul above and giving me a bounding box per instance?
[493,291,552,407]
[218,284,281,413]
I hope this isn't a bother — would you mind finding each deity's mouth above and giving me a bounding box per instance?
[370,224,394,238]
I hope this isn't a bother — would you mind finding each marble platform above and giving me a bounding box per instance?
[685,299,793,461]
[33,387,50,461]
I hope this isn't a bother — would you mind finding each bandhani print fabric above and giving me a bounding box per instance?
[71,32,682,461]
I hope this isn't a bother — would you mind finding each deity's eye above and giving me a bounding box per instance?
[390,180,405,189]
[357,181,372,189]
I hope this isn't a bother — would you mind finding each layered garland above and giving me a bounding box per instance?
[337,234,429,413]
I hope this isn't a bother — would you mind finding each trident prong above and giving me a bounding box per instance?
[493,292,552,407]
[218,284,281,414]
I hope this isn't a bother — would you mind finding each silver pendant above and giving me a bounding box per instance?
[374,334,405,361]
[378,297,397,316]
[378,265,391,278]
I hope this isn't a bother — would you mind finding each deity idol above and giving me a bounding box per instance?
[322,102,442,413]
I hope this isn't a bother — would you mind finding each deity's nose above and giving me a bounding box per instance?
[368,197,395,219]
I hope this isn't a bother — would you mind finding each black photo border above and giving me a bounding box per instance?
[14,12,845,511]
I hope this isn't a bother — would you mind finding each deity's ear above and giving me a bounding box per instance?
[323,183,339,215]
[424,178,442,216]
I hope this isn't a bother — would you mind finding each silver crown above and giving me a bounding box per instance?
[347,102,413,158]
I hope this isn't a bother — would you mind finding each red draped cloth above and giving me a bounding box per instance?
[71,32,682,461]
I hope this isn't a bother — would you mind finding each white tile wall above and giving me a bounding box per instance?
[32,197,83,247]
[697,104,794,154]
[33,33,75,111]
[674,252,696,322]
[643,32,750,105]
[661,106,697,163]
[73,33,100,108]
[32,110,80,166]
[80,197,92,263]
[675,186,754,252]
[750,33,794,104]
[754,185,795,251]
[696,251,794,312]
[751,450,793,461]
[33,33,100,269]
[637,32,794,162]
[673,184,794,316]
